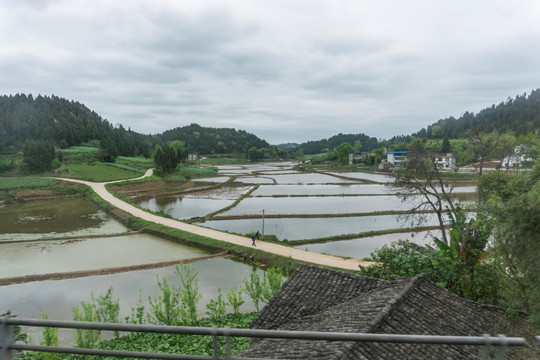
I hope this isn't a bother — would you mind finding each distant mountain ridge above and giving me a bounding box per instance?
[159,123,270,155]
[409,89,540,140]
[0,94,270,157]
[1,89,538,156]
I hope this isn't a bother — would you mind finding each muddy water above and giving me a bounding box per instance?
[0,198,126,239]
[136,197,234,219]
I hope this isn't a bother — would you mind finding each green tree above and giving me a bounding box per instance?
[23,139,55,171]
[293,148,304,161]
[175,264,201,325]
[337,142,353,164]
[261,267,285,302]
[153,144,180,175]
[440,137,451,153]
[169,140,187,164]
[242,271,263,311]
[148,276,182,325]
[98,133,118,162]
[206,288,227,324]
[39,312,59,360]
[226,288,244,315]
[391,139,458,244]
[479,163,540,327]
[467,130,513,175]
[353,140,362,152]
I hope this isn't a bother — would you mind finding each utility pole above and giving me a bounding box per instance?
[262,209,265,241]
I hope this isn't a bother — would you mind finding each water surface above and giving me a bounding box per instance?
[0,198,127,240]
[1,257,261,344]
[295,230,443,259]
[0,234,208,277]
[137,197,234,220]
[221,196,419,216]
[202,213,443,241]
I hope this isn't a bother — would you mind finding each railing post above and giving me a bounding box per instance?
[211,326,218,360]
[495,334,508,360]
[480,334,491,360]
[0,318,14,360]
[223,328,231,359]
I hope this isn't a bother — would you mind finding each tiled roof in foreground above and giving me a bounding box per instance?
[239,265,537,360]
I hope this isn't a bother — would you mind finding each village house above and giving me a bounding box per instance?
[433,152,456,171]
[502,144,534,169]
[378,151,408,170]
[239,265,537,359]
[348,152,365,165]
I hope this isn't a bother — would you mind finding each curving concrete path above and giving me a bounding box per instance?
[57,169,372,271]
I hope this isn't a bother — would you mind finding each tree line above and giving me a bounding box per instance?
[360,138,540,329]
[408,89,540,140]
[0,94,282,172]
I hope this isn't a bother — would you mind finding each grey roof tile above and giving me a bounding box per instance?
[239,265,538,359]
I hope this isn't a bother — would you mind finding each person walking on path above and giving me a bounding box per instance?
[251,233,257,246]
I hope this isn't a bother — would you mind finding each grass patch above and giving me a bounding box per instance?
[117,156,154,170]
[59,146,99,154]
[179,166,218,178]
[61,163,143,182]
[199,156,247,165]
[0,176,57,190]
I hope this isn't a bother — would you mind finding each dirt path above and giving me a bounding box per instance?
[57,169,372,271]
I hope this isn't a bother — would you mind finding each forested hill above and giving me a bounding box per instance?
[0,94,270,157]
[299,133,379,155]
[410,89,540,140]
[0,94,111,149]
[0,94,153,158]
[159,123,269,155]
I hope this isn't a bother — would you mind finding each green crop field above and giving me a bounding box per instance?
[0,176,57,190]
[63,163,144,182]
[59,146,99,154]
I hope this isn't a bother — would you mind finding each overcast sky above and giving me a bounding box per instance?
[2,0,540,144]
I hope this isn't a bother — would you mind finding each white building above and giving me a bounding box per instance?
[386,151,409,169]
[433,153,456,171]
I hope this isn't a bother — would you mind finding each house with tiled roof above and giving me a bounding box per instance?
[239,265,537,359]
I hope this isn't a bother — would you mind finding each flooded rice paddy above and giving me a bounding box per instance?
[0,198,258,331]
[201,213,443,241]
[1,234,207,278]
[296,230,444,259]
[2,162,477,335]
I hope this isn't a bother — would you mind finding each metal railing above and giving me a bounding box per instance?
[0,316,536,360]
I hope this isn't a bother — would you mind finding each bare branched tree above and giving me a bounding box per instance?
[390,139,458,244]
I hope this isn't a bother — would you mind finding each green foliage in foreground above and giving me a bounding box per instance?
[15,264,285,359]
[0,176,57,190]
[359,240,501,306]
[97,313,258,358]
[479,164,540,328]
